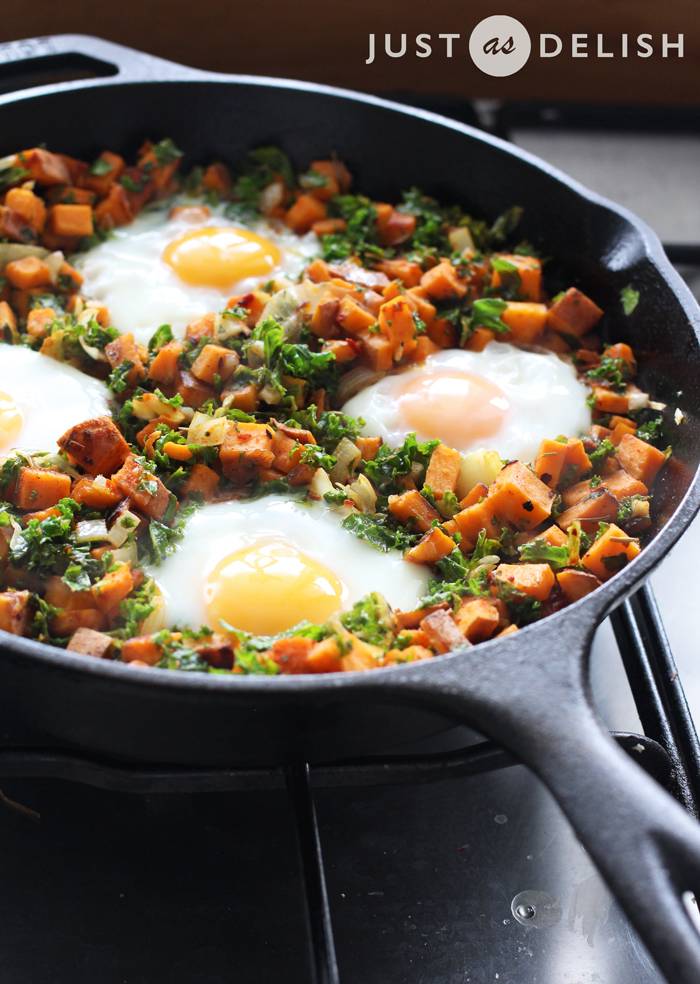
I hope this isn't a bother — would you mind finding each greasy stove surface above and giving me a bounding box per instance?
[0,765,660,984]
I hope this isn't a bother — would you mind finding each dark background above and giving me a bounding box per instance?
[0,0,697,106]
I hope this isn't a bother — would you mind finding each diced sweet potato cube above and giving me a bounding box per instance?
[0,590,33,635]
[70,477,123,509]
[455,596,502,643]
[269,636,315,674]
[66,626,114,658]
[50,186,96,206]
[388,489,439,533]
[556,568,602,603]
[58,416,131,477]
[555,489,619,536]
[395,602,449,630]
[500,301,548,344]
[311,218,346,236]
[181,463,220,500]
[94,183,133,230]
[309,291,340,339]
[14,467,70,511]
[459,482,489,509]
[222,383,260,413]
[336,296,377,335]
[287,461,316,487]
[26,307,56,339]
[44,575,96,612]
[542,524,569,547]
[47,203,93,238]
[112,455,172,518]
[185,312,217,344]
[562,470,648,509]
[375,204,416,246]
[582,523,641,581]
[425,444,461,499]
[404,287,437,327]
[219,421,275,484]
[353,436,382,462]
[91,562,135,613]
[323,338,359,363]
[452,497,502,544]
[378,296,418,358]
[420,261,467,300]
[547,287,603,338]
[0,301,18,342]
[464,327,495,352]
[419,608,467,655]
[83,151,125,197]
[359,331,394,371]
[272,431,303,474]
[162,442,192,461]
[50,609,107,636]
[190,344,239,384]
[17,148,70,185]
[375,259,423,287]
[603,342,636,370]
[405,527,456,566]
[5,187,46,233]
[306,259,333,283]
[426,317,457,349]
[616,433,666,487]
[121,634,163,665]
[560,437,592,487]
[174,370,215,409]
[4,255,51,290]
[383,645,434,665]
[534,438,568,489]
[609,421,636,446]
[305,633,380,673]
[405,335,442,363]
[589,385,630,415]
[148,340,186,384]
[286,194,327,233]
[491,254,542,301]
[493,563,555,602]
[600,469,648,500]
[488,461,555,530]
[105,333,146,388]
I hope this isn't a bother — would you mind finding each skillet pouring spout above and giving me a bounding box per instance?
[365,603,700,984]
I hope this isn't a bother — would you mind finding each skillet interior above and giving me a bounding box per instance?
[0,74,699,767]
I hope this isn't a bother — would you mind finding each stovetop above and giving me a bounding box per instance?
[0,99,698,984]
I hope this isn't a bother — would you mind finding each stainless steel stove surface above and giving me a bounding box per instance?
[0,102,698,984]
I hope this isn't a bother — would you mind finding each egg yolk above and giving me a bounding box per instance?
[0,392,23,453]
[204,539,348,636]
[163,226,281,288]
[396,369,510,448]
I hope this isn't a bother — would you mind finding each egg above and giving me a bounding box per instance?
[147,495,430,637]
[0,345,110,455]
[74,203,320,346]
[343,342,592,463]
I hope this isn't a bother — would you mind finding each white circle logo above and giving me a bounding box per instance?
[469,15,531,77]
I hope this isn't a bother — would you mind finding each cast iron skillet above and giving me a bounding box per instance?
[1,34,700,982]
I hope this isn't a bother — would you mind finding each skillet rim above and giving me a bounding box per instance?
[1,44,700,694]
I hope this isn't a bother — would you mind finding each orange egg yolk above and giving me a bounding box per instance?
[396,369,510,448]
[163,226,281,288]
[204,539,347,636]
[0,392,23,454]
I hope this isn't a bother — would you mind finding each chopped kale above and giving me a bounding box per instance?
[620,285,640,316]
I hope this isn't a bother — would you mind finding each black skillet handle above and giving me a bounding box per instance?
[375,605,700,984]
[0,34,204,94]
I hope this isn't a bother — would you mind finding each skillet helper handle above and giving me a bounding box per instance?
[0,33,203,93]
[376,609,700,984]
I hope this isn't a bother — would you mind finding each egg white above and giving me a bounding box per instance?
[343,342,592,464]
[147,495,430,634]
[74,203,320,346]
[0,345,110,453]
